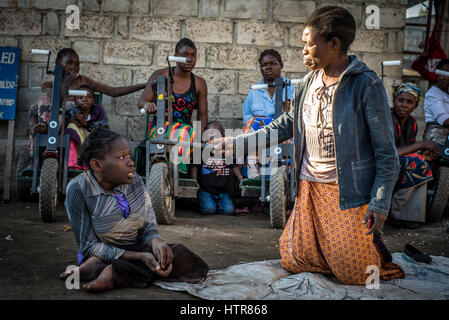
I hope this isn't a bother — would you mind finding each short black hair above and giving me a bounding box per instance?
[175,38,197,54]
[436,59,449,70]
[55,48,78,65]
[80,127,123,170]
[204,121,225,137]
[259,49,283,68]
[305,6,356,53]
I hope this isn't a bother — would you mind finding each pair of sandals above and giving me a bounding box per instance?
[374,232,432,265]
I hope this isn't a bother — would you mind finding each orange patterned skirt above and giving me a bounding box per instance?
[279,179,404,285]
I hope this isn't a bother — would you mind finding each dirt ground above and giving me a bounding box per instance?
[0,198,448,300]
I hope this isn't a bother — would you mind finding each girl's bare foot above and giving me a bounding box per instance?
[59,256,106,282]
[83,265,115,292]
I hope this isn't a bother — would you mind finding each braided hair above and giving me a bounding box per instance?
[80,127,122,170]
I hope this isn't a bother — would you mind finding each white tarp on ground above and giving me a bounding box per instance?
[154,253,449,300]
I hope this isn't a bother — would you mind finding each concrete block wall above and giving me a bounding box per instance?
[0,0,408,194]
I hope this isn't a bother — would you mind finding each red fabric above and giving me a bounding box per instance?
[68,140,87,170]
[411,16,447,82]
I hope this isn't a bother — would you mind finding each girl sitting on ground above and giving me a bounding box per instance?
[60,127,208,292]
[65,85,109,170]
[389,83,439,229]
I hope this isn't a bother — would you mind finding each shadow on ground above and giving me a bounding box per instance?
[0,199,448,299]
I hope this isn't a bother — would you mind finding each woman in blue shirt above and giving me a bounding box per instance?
[242,49,296,178]
[242,49,296,126]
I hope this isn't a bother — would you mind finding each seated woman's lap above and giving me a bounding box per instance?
[396,153,432,190]
[146,121,196,174]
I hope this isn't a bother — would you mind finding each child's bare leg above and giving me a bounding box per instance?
[59,256,106,282]
[83,265,115,292]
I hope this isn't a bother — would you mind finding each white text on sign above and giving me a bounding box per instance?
[0,52,15,64]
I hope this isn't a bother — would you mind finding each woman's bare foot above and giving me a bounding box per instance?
[59,256,106,282]
[83,265,115,292]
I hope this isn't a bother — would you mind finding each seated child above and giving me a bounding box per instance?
[65,86,109,169]
[191,121,244,215]
[59,127,208,291]
[28,47,146,161]
[389,83,439,228]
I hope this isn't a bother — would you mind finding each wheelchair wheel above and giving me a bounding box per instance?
[39,158,59,222]
[269,165,288,229]
[427,166,449,222]
[16,153,33,202]
[148,162,175,225]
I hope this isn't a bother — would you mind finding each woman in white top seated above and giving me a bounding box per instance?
[423,59,449,144]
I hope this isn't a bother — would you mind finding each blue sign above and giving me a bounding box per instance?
[0,46,20,120]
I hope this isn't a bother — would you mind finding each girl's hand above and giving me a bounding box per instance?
[155,263,173,278]
[362,209,388,235]
[143,102,157,114]
[151,237,174,269]
[140,252,161,272]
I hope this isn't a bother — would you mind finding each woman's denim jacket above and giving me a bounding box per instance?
[237,56,400,215]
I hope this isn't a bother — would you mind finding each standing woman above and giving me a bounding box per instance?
[138,38,208,175]
[225,6,404,285]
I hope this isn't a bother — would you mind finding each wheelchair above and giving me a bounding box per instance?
[15,49,101,222]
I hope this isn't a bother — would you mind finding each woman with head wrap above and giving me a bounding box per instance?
[389,82,439,228]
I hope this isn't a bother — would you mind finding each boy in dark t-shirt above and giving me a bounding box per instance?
[191,122,243,215]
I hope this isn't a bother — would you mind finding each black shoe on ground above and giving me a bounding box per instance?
[404,244,432,264]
